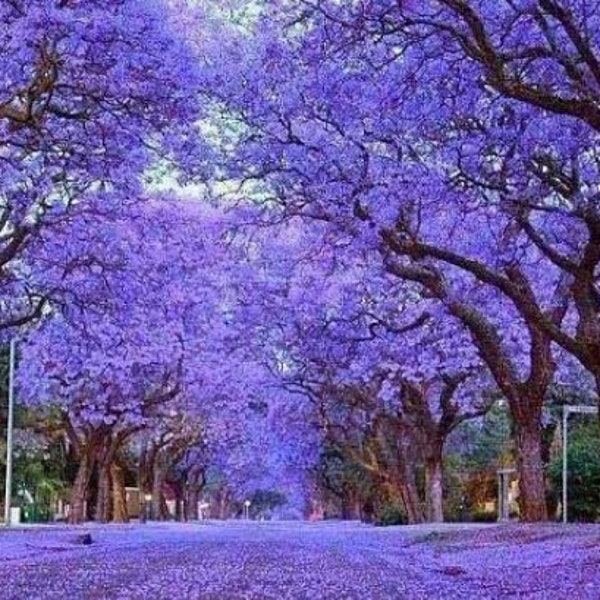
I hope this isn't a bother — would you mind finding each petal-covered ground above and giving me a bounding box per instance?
[0,521,598,599]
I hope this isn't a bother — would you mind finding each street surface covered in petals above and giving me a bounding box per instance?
[0,521,599,599]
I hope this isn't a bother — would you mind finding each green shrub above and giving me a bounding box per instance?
[373,504,407,526]
[470,510,497,523]
[548,422,600,522]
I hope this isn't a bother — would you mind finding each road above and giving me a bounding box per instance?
[0,520,598,599]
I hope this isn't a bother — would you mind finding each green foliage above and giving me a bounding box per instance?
[249,489,287,519]
[0,395,69,522]
[373,503,407,527]
[316,444,377,518]
[441,455,468,522]
[443,402,511,519]
[317,446,372,499]
[21,503,53,523]
[470,510,498,523]
[548,422,600,522]
[458,401,513,472]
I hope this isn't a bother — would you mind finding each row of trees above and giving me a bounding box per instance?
[0,1,288,523]
[199,0,600,521]
[2,0,600,523]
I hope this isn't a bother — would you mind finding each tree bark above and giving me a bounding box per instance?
[69,442,96,524]
[341,493,362,520]
[184,469,205,521]
[95,463,112,523]
[216,488,232,520]
[446,302,553,522]
[425,458,445,523]
[396,424,425,524]
[386,471,424,524]
[151,457,168,520]
[173,482,184,522]
[514,419,547,521]
[94,434,119,523]
[185,488,199,520]
[111,462,128,523]
[398,479,425,524]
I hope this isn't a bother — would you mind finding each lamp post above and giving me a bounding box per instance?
[497,468,516,521]
[3,339,16,527]
[144,493,152,522]
[244,500,251,520]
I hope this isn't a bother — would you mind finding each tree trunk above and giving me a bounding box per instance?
[184,468,205,521]
[173,482,184,522]
[371,414,424,523]
[138,443,150,521]
[306,497,324,521]
[395,433,425,524]
[514,419,547,521]
[185,486,200,520]
[217,488,232,520]
[387,472,424,524]
[151,459,168,520]
[111,462,128,523]
[398,481,425,524]
[95,464,112,523]
[425,458,445,523]
[69,443,95,524]
[341,493,362,520]
[95,434,121,523]
[445,292,556,521]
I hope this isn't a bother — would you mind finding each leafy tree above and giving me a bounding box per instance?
[549,422,600,522]
[0,0,203,332]
[247,489,287,520]
[202,0,600,520]
[315,444,376,520]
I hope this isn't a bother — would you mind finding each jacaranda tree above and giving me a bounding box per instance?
[0,0,203,331]
[201,0,600,520]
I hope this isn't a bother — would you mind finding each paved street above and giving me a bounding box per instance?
[0,521,598,599]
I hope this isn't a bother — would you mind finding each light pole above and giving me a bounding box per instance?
[244,500,251,520]
[4,339,16,527]
[144,493,152,522]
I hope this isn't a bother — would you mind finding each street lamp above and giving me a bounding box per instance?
[3,339,16,527]
[244,500,251,520]
[144,493,152,522]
